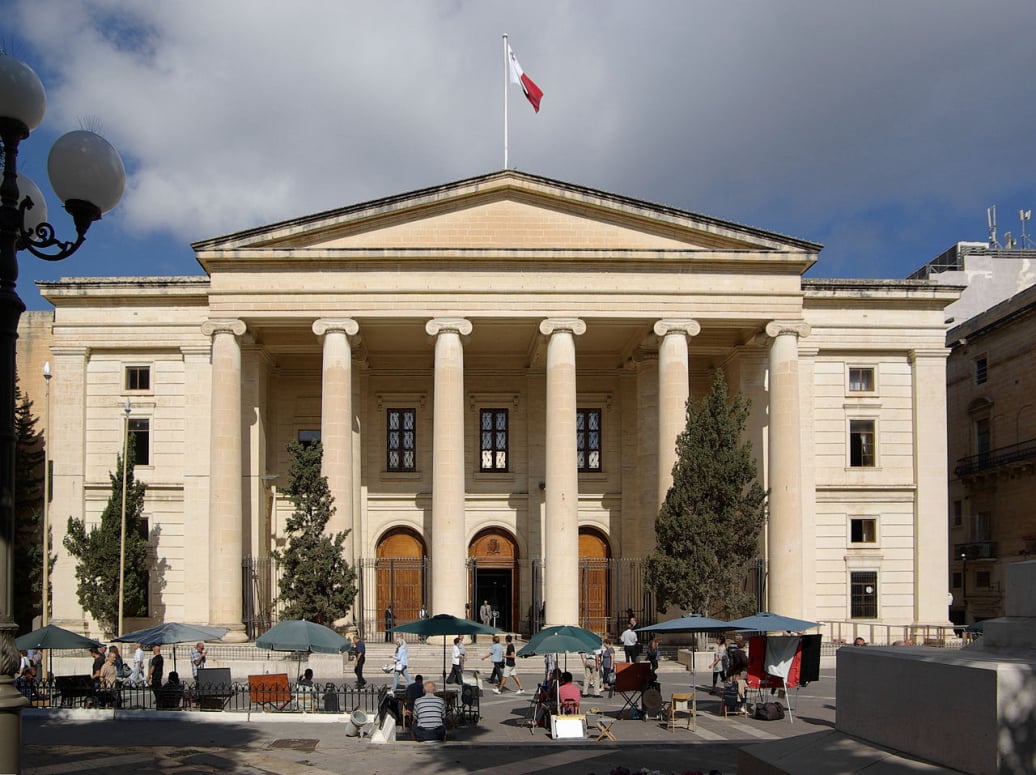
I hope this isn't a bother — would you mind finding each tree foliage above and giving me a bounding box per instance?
[273,440,357,625]
[13,378,45,633]
[644,369,767,618]
[63,440,149,635]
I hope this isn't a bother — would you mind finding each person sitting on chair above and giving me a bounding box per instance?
[157,671,184,710]
[412,680,447,742]
[722,669,749,715]
[557,671,580,714]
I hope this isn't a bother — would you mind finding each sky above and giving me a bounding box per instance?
[5,0,1036,310]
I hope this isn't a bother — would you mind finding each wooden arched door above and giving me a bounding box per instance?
[579,528,611,635]
[376,528,426,639]
[468,528,518,633]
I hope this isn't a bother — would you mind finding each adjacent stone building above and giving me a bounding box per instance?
[17,171,958,640]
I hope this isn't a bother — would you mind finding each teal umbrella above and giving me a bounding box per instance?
[17,624,103,652]
[256,620,350,654]
[635,614,735,634]
[391,614,498,683]
[517,625,601,657]
[725,612,821,633]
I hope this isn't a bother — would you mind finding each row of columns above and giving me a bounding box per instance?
[202,316,812,634]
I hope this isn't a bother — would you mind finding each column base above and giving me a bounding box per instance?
[220,626,249,644]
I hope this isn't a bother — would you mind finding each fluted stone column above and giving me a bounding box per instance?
[313,318,359,561]
[202,319,248,642]
[654,319,700,507]
[540,318,586,628]
[426,318,472,618]
[765,320,810,618]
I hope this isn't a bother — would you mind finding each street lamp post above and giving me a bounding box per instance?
[117,398,131,638]
[0,54,124,774]
[960,551,968,624]
[41,361,50,631]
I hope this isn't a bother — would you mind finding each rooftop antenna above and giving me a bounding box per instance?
[1004,231,1016,248]
[987,206,1001,248]
[1021,209,1033,248]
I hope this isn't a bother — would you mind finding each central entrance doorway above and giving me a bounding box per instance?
[468,528,518,633]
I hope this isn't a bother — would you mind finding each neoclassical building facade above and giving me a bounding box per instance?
[19,171,958,640]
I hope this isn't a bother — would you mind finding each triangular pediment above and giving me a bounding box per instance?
[193,171,820,260]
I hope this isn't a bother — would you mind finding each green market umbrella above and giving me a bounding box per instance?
[391,614,498,683]
[516,625,601,657]
[17,624,104,678]
[256,620,351,654]
[724,612,821,633]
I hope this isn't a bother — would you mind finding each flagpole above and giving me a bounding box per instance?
[503,33,509,169]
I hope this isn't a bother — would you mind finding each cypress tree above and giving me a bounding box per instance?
[273,440,356,625]
[644,369,766,617]
[13,379,45,633]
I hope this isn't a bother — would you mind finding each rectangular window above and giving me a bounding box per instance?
[576,408,602,472]
[974,418,990,458]
[298,429,321,447]
[952,500,963,528]
[974,357,987,385]
[480,409,509,471]
[951,572,962,589]
[125,365,150,391]
[128,418,150,466]
[974,512,991,542]
[849,419,876,467]
[848,367,875,393]
[850,518,877,544]
[386,408,416,472]
[975,571,991,588]
[850,571,878,618]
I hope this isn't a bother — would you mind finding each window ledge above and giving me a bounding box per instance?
[381,471,422,481]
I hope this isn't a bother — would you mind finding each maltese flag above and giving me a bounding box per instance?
[507,44,543,113]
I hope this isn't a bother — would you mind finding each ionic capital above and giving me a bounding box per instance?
[201,319,247,338]
[312,318,359,338]
[425,317,473,337]
[539,317,586,337]
[653,319,701,338]
[764,320,811,339]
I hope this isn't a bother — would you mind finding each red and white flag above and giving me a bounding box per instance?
[507,43,543,113]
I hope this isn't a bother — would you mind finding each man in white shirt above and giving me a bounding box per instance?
[620,626,640,663]
[446,636,465,684]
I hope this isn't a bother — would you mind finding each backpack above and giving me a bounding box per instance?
[729,647,749,673]
[754,701,785,721]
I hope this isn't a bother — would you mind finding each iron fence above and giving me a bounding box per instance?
[19,676,386,715]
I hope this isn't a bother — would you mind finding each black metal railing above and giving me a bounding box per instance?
[18,676,385,715]
[955,437,1036,477]
[954,541,998,560]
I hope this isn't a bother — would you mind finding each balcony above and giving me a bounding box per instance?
[954,541,998,560]
[955,437,1036,478]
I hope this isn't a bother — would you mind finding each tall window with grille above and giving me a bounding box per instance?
[386,408,416,472]
[576,408,602,472]
[129,418,150,466]
[849,419,875,467]
[850,571,878,618]
[480,409,508,471]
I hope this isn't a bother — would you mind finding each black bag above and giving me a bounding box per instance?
[754,701,785,721]
[323,684,340,713]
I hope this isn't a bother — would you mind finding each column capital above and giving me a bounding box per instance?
[425,317,472,337]
[653,318,700,338]
[909,348,950,362]
[201,318,246,338]
[765,320,811,339]
[539,317,586,337]
[312,318,359,337]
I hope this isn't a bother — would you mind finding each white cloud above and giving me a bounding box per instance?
[10,0,1036,277]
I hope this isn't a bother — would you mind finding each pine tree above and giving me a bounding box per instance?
[273,440,357,625]
[13,378,45,633]
[63,441,149,635]
[644,369,767,618]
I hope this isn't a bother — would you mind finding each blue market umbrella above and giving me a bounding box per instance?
[635,614,735,634]
[725,612,821,633]
[114,622,229,672]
